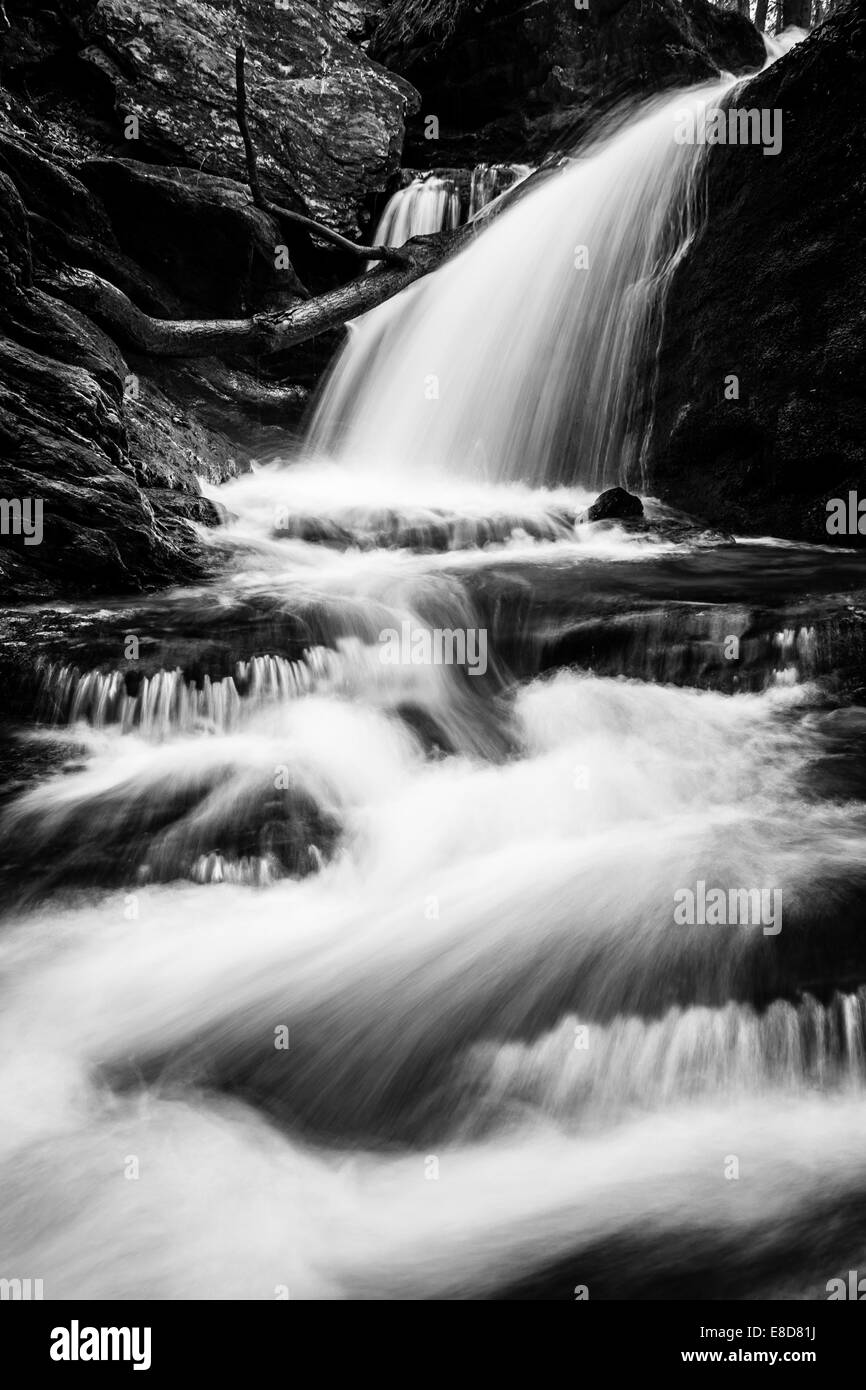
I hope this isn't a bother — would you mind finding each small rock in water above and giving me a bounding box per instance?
[586,488,645,522]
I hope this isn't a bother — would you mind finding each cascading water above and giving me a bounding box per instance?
[371,175,461,248]
[4,32,864,1304]
[762,25,809,60]
[311,82,737,490]
[370,164,531,260]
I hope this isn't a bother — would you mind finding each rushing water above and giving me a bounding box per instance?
[3,32,863,1302]
[370,164,532,260]
[370,175,461,254]
[312,82,741,490]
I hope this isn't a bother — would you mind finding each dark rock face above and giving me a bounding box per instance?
[0,0,419,597]
[646,4,866,544]
[372,0,766,166]
[0,241,238,599]
[585,487,645,521]
[1,0,417,239]
[0,128,250,600]
[77,160,307,317]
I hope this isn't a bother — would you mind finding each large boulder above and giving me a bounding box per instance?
[645,3,866,543]
[0,0,418,240]
[371,0,766,166]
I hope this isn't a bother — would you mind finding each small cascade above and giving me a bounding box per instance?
[535,614,826,692]
[191,852,281,887]
[463,991,866,1128]
[371,174,460,252]
[761,26,809,60]
[370,164,532,263]
[771,626,819,686]
[35,650,344,734]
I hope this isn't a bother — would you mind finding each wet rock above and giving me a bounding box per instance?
[646,4,866,543]
[0,170,32,295]
[584,487,645,522]
[0,0,428,597]
[372,0,765,166]
[0,756,342,902]
[78,160,306,317]
[0,208,242,598]
[144,491,228,529]
[35,0,419,238]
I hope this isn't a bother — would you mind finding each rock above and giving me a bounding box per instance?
[9,0,419,239]
[121,373,240,495]
[372,0,765,167]
[0,170,32,296]
[585,487,645,522]
[145,490,229,528]
[0,281,212,598]
[77,160,306,317]
[0,747,343,898]
[0,129,189,318]
[0,163,245,599]
[0,0,390,597]
[646,3,866,544]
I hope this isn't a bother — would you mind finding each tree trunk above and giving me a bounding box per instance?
[43,225,475,359]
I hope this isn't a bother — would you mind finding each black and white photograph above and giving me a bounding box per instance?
[0,0,864,1339]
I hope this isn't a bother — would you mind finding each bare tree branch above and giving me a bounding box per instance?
[234,41,268,211]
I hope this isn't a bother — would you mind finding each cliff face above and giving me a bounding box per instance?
[645,3,866,543]
[372,0,766,166]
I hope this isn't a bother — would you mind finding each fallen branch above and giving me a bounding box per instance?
[40,34,477,360]
[43,224,474,357]
[234,43,407,267]
[42,271,257,355]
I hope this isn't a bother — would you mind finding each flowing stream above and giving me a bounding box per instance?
[3,36,866,1301]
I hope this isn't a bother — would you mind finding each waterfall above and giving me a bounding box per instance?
[6,32,866,1305]
[309,82,737,491]
[370,165,532,257]
[371,175,461,250]
[464,991,866,1125]
[761,25,809,60]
